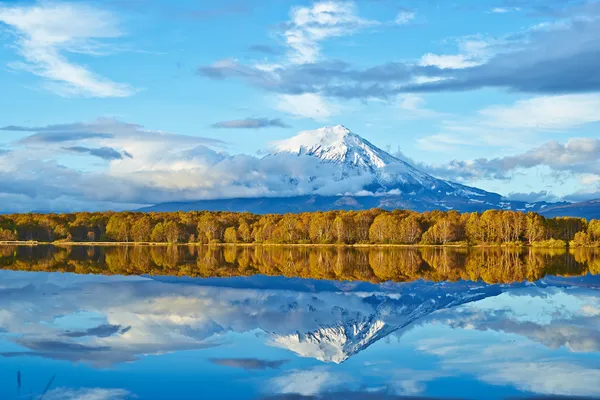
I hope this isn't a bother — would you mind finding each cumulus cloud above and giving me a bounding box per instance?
[413,138,600,183]
[478,94,600,130]
[405,8,600,94]
[211,118,290,129]
[0,118,383,211]
[418,37,490,69]
[274,93,342,120]
[0,118,233,211]
[0,2,136,97]
[283,1,378,64]
[199,3,600,99]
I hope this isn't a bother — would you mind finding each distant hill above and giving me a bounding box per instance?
[541,199,600,219]
[140,194,565,214]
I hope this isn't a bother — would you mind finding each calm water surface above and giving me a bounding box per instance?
[0,245,599,399]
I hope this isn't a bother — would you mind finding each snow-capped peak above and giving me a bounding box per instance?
[271,125,398,172]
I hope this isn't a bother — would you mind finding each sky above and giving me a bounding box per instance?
[0,0,599,211]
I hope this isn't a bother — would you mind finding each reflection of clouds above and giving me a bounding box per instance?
[209,358,289,370]
[479,361,600,397]
[412,287,600,397]
[497,321,600,352]
[269,367,349,396]
[1,337,221,367]
[416,338,600,397]
[581,304,600,316]
[435,288,600,353]
[389,369,452,396]
[261,393,443,400]
[44,388,132,400]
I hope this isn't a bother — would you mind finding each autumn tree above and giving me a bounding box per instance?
[525,213,547,244]
[224,227,238,243]
[106,215,131,242]
[198,214,224,243]
[164,221,181,243]
[132,217,152,242]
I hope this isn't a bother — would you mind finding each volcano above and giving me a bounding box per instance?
[141,125,565,214]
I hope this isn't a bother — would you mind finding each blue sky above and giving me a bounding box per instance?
[0,0,599,211]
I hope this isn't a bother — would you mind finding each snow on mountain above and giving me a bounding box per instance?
[272,125,397,172]
[270,125,486,196]
[270,282,503,363]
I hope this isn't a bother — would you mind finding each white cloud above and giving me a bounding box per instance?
[415,93,600,157]
[489,7,521,14]
[419,53,479,69]
[479,94,600,130]
[414,137,600,184]
[395,10,415,25]
[0,2,136,97]
[284,1,377,64]
[397,95,444,119]
[419,37,495,69]
[274,93,341,120]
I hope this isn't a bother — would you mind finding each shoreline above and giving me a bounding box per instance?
[0,241,596,249]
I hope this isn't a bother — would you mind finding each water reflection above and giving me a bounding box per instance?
[0,244,599,283]
[0,268,598,399]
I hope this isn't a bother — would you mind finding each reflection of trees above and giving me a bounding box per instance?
[571,248,600,275]
[370,249,423,282]
[465,248,530,283]
[0,245,597,283]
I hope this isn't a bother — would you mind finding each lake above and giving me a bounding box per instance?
[0,245,599,399]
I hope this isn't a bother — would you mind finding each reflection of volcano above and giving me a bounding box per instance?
[0,272,519,365]
[269,283,503,363]
[152,276,506,363]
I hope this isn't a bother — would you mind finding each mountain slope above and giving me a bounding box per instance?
[270,125,488,196]
[142,125,570,214]
[541,199,600,219]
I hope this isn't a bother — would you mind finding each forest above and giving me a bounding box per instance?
[0,209,599,247]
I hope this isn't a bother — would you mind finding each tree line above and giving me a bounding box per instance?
[1,245,597,284]
[1,209,599,247]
